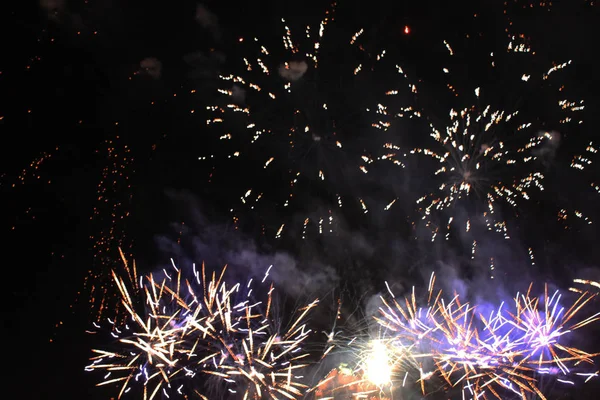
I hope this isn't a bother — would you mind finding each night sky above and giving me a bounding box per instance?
[4,0,600,399]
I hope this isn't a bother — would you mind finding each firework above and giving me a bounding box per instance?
[370,31,584,259]
[86,257,319,399]
[200,4,391,240]
[374,273,600,399]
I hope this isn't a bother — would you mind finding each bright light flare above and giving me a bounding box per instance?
[363,340,392,387]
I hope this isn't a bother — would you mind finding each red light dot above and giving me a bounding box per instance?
[404,25,410,34]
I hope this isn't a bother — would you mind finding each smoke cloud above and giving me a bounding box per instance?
[278,61,309,81]
[195,4,221,42]
[533,130,561,166]
[154,190,339,299]
[139,57,162,79]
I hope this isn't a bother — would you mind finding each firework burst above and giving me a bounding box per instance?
[370,32,584,257]
[200,4,393,240]
[86,257,320,399]
[373,273,600,399]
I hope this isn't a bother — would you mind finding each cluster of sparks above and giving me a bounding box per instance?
[380,87,553,243]
[355,29,588,283]
[201,3,387,239]
[87,254,319,400]
[81,135,136,322]
[7,148,57,188]
[371,37,584,246]
[88,259,600,400]
[4,148,57,231]
[559,141,598,226]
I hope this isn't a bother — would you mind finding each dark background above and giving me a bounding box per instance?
[3,0,599,398]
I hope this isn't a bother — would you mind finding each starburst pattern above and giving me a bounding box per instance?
[368,34,584,268]
[200,4,392,240]
[373,273,600,399]
[87,257,319,399]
